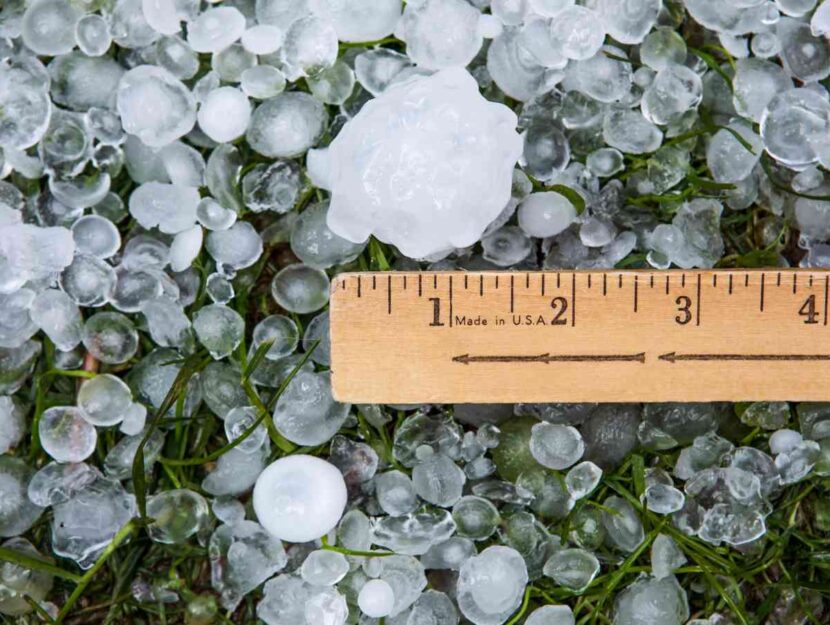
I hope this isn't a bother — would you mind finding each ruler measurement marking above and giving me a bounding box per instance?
[793,273,798,294]
[418,274,423,297]
[588,274,592,289]
[495,275,499,289]
[510,275,514,313]
[825,276,829,327]
[525,273,530,289]
[695,273,701,326]
[681,274,686,288]
[541,273,546,296]
[665,275,669,295]
[729,275,733,294]
[810,275,815,288]
[448,276,453,328]
[650,275,654,289]
[479,275,484,296]
[372,276,377,290]
[634,275,639,312]
[357,276,362,298]
[571,273,576,327]
[777,272,782,287]
[433,274,438,289]
[403,276,407,290]
[713,274,717,287]
[618,274,623,289]
[557,273,561,289]
[760,273,765,312]
[387,275,392,314]
[464,275,468,290]
[604,274,608,296]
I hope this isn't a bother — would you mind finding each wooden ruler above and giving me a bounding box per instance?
[330,270,830,403]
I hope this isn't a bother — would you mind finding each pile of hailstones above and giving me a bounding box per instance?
[1,0,830,623]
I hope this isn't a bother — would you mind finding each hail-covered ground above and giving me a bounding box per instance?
[1,0,830,624]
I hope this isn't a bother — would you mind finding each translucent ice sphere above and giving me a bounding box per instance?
[323,68,523,259]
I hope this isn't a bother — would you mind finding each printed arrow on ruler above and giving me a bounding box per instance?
[452,352,646,365]
[659,352,830,363]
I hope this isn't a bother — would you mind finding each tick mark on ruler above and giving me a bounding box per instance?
[760,273,765,312]
[571,273,576,327]
[357,276,362,298]
[729,275,733,294]
[433,274,437,289]
[372,276,376,290]
[541,274,546,296]
[696,274,701,326]
[810,275,814,288]
[604,274,608,296]
[618,274,622,289]
[449,276,453,327]
[777,272,781,287]
[464,275,468,290]
[650,275,654,289]
[713,274,717,287]
[588,274,592,289]
[665,275,669,295]
[479,275,484,296]
[744,274,749,287]
[793,273,798,294]
[634,275,639,312]
[387,275,392,314]
[510,274,514,313]
[418,274,423,297]
[824,276,828,326]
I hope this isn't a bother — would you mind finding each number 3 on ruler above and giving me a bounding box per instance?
[675,295,692,325]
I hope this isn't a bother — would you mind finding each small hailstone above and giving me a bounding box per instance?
[301,550,349,586]
[206,274,234,304]
[358,579,396,618]
[565,461,602,499]
[602,496,644,553]
[551,6,605,60]
[530,423,585,470]
[311,0,401,42]
[197,88,251,144]
[398,0,483,69]
[169,225,203,272]
[188,7,246,53]
[0,397,25,455]
[769,429,803,455]
[129,182,200,234]
[291,202,367,269]
[77,374,133,427]
[241,25,285,55]
[247,92,327,158]
[270,264,330,313]
[518,192,577,238]
[60,254,116,307]
[597,0,660,44]
[120,403,148,435]
[211,496,246,525]
[543,548,600,591]
[75,14,112,57]
[457,546,528,625]
[651,534,686,580]
[71,215,121,259]
[197,198,237,231]
[21,0,80,56]
[641,64,703,126]
[325,68,522,258]
[252,315,299,360]
[39,407,98,463]
[205,222,264,270]
[761,88,830,169]
[526,605,576,625]
[375,470,419,516]
[117,65,197,148]
[614,576,689,625]
[29,290,83,351]
[193,304,244,360]
[412,452,466,507]
[147,489,210,544]
[273,371,349,445]
[280,16,338,80]
[253,455,348,543]
[82,312,139,364]
[224,406,267,454]
[645,483,686,514]
[241,66,286,100]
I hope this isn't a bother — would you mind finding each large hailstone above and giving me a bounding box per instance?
[323,68,522,259]
[253,455,347,543]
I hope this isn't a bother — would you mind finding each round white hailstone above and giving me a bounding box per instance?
[306,148,332,191]
[142,0,193,35]
[197,88,251,143]
[325,68,522,259]
[309,0,402,43]
[117,65,197,148]
[517,192,576,238]
[241,25,285,55]
[22,0,81,57]
[358,579,396,618]
[253,455,347,543]
[169,225,203,272]
[188,7,246,53]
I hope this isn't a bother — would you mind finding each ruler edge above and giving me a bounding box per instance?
[329,268,828,404]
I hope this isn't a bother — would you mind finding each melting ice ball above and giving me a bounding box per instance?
[322,68,523,259]
[253,455,347,543]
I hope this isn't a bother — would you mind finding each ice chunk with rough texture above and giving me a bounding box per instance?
[0,57,52,151]
[325,68,521,258]
[187,7,246,53]
[0,398,25,455]
[273,371,349,445]
[0,456,43,538]
[253,455,347,542]
[209,520,286,610]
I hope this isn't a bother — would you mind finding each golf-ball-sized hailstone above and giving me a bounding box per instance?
[253,454,347,543]
[324,67,523,259]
